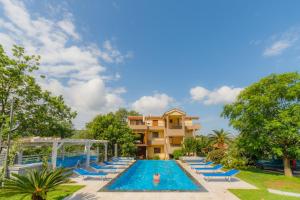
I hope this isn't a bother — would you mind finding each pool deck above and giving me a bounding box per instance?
[64,161,256,200]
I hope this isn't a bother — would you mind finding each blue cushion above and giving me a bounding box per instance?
[203,169,240,177]
[194,164,223,170]
[74,168,107,176]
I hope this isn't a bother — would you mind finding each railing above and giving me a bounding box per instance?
[135,140,146,145]
[129,124,147,129]
[185,123,200,130]
[22,154,50,164]
[147,138,165,145]
[166,128,185,136]
[169,124,182,129]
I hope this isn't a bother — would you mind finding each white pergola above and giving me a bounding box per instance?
[19,137,109,169]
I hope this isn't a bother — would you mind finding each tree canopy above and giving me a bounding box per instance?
[0,45,76,141]
[86,108,139,156]
[222,72,300,176]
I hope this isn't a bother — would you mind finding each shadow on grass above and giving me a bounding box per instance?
[63,192,97,200]
[240,167,285,176]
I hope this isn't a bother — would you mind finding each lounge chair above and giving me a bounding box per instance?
[185,159,204,163]
[202,169,240,182]
[73,168,108,180]
[104,161,128,166]
[112,158,133,163]
[102,162,127,169]
[189,161,213,166]
[90,163,119,174]
[194,164,223,172]
[114,157,134,161]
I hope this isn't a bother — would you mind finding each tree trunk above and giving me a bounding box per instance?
[31,194,45,200]
[283,156,293,177]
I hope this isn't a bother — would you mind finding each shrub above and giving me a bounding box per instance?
[221,153,248,169]
[152,155,160,160]
[207,149,226,163]
[183,137,197,156]
[173,149,184,160]
[220,141,249,169]
[3,167,72,200]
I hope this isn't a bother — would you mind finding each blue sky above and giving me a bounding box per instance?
[0,0,299,134]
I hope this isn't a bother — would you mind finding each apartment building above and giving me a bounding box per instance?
[127,108,200,159]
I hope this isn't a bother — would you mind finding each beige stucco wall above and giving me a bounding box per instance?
[145,119,164,127]
[184,120,193,126]
[147,145,165,159]
[148,131,164,139]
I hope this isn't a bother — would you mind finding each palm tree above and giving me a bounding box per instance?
[208,129,231,149]
[195,135,211,155]
[4,167,72,200]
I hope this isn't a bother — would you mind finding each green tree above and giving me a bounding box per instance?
[222,72,300,177]
[195,135,211,156]
[114,108,141,124]
[3,167,72,200]
[208,129,231,149]
[0,45,76,142]
[183,137,198,156]
[86,109,138,156]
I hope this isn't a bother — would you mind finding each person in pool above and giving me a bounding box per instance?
[153,173,160,183]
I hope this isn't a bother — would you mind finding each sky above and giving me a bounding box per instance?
[0,0,299,134]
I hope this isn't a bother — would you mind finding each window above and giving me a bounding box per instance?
[152,132,159,138]
[154,147,161,153]
[152,120,158,126]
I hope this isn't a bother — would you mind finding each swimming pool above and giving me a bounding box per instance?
[103,160,203,191]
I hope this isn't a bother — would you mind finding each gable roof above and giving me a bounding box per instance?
[163,108,186,117]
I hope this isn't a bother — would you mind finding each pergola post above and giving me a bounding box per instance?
[52,141,58,169]
[96,146,99,162]
[85,141,91,168]
[62,145,65,160]
[114,144,118,157]
[17,150,23,165]
[104,143,108,161]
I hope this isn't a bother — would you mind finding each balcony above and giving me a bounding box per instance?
[148,126,164,130]
[147,138,165,145]
[185,123,200,130]
[166,129,185,136]
[135,140,147,146]
[169,124,182,129]
[129,124,147,130]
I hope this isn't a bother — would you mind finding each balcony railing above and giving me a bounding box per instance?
[166,128,185,136]
[169,124,182,129]
[147,138,165,145]
[185,123,200,130]
[129,124,147,130]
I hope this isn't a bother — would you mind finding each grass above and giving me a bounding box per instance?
[230,168,300,200]
[0,185,84,200]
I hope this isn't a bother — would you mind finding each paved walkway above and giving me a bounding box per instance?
[64,161,256,200]
[268,189,300,197]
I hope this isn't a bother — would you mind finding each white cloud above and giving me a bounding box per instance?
[190,86,243,105]
[263,27,300,57]
[132,93,174,115]
[263,40,292,56]
[0,0,131,128]
[190,87,209,101]
[57,19,80,40]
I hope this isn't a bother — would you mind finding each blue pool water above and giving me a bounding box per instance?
[104,160,202,191]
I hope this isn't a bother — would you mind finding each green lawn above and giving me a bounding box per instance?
[230,168,300,200]
[0,185,84,200]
